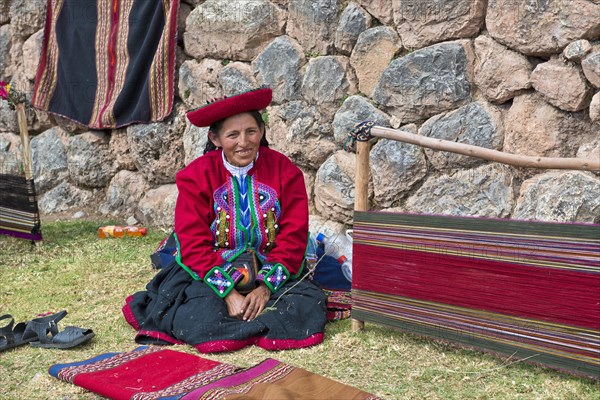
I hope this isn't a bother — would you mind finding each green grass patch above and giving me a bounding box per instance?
[0,221,598,399]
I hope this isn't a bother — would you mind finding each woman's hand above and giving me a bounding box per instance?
[224,289,246,319]
[241,284,271,321]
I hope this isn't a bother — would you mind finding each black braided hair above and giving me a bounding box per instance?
[203,110,270,155]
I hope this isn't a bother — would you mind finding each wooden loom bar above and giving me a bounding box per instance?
[352,140,369,331]
[370,126,600,171]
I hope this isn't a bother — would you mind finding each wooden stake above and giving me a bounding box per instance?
[352,140,369,332]
[16,103,33,180]
[370,126,600,171]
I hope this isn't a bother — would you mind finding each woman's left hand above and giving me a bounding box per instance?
[241,284,271,321]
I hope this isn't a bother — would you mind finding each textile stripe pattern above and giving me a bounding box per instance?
[0,174,42,241]
[352,211,600,379]
[49,347,381,399]
[32,0,179,129]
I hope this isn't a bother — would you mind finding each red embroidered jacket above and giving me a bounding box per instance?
[174,146,309,296]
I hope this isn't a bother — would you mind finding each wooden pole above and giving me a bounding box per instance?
[370,126,600,171]
[16,103,33,180]
[352,140,369,332]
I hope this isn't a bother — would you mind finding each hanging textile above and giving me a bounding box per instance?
[352,211,600,379]
[32,0,179,129]
[0,174,42,241]
[0,100,42,242]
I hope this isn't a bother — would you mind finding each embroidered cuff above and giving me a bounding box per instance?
[223,262,244,285]
[256,263,290,293]
[204,263,242,298]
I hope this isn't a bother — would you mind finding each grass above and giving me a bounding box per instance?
[0,220,598,399]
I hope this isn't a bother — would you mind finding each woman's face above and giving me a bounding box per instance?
[209,112,264,167]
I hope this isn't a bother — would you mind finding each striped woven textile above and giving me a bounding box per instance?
[352,211,599,379]
[0,174,42,241]
[32,0,179,129]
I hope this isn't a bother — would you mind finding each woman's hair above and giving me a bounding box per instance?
[203,110,270,154]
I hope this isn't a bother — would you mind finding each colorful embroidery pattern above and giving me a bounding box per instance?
[212,176,280,261]
[204,267,234,297]
[257,263,290,293]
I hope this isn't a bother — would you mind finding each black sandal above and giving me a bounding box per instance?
[0,314,36,351]
[24,310,94,349]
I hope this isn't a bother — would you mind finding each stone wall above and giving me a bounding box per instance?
[1,0,599,234]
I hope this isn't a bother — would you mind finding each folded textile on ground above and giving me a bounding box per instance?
[33,0,179,129]
[324,289,352,322]
[49,346,380,400]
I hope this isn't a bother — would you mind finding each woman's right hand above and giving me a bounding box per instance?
[224,289,246,319]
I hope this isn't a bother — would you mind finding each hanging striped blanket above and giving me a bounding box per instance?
[0,174,42,241]
[32,0,179,129]
[352,211,600,379]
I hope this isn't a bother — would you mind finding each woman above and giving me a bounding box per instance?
[123,88,327,353]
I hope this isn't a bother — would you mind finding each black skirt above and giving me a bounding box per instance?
[123,261,327,353]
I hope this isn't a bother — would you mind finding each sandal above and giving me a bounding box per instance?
[24,310,94,349]
[0,314,36,351]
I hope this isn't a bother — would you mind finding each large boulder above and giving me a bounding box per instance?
[373,41,471,123]
[67,131,116,188]
[178,59,223,108]
[503,93,590,158]
[301,56,357,116]
[473,35,533,104]
[531,58,592,112]
[590,92,600,123]
[136,184,178,227]
[103,170,150,216]
[0,132,23,176]
[22,29,43,81]
[405,164,515,218]
[268,101,337,170]
[0,101,18,133]
[252,36,306,104]
[350,26,401,97]
[514,171,600,223]
[184,0,286,61]
[183,119,208,165]
[9,0,46,39]
[419,102,504,170]
[486,0,600,57]
[582,51,600,88]
[219,62,258,97]
[0,25,11,79]
[126,106,186,185]
[392,0,486,49]
[314,150,357,224]
[30,127,69,193]
[38,182,95,214]
[576,134,600,164]
[287,0,339,55]
[334,2,371,56]
[370,137,427,208]
[563,39,593,63]
[109,128,136,171]
[332,95,390,144]
[353,0,393,25]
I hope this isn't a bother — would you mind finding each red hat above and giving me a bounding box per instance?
[186,87,272,127]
